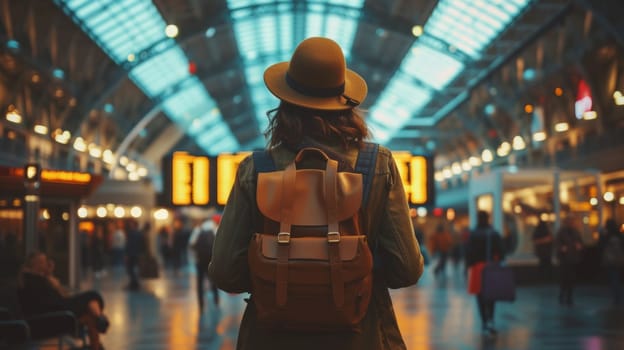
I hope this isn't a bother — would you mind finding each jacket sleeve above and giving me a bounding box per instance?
[207,157,254,293]
[372,150,424,289]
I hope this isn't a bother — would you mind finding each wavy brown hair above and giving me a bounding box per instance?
[264,102,370,150]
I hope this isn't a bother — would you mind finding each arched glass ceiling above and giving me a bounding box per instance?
[227,0,364,136]
[53,0,532,154]
[53,0,239,155]
[369,0,532,143]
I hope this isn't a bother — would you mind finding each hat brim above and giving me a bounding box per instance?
[264,62,368,111]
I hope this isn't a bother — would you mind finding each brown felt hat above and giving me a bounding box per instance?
[264,37,367,111]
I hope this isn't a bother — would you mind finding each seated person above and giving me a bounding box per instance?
[45,257,68,297]
[18,251,109,350]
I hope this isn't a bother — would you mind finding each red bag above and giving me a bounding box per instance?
[467,262,486,295]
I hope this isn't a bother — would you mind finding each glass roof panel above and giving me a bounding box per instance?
[306,13,324,38]
[55,0,238,154]
[401,44,464,91]
[426,0,529,59]
[369,77,432,143]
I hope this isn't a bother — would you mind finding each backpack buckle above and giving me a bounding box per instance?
[277,232,291,244]
[327,232,341,243]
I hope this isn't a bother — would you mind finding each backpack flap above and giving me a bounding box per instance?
[251,234,372,284]
[257,169,362,225]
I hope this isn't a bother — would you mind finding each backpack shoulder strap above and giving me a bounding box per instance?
[252,150,276,173]
[354,142,379,207]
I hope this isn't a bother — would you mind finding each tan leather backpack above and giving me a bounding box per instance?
[248,146,377,332]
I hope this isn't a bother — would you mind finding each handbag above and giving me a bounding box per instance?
[481,230,516,302]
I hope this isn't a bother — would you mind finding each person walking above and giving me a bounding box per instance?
[110,220,126,268]
[599,219,624,305]
[555,215,584,306]
[189,216,219,313]
[431,223,453,277]
[208,37,424,350]
[124,219,144,290]
[532,219,553,280]
[466,210,505,337]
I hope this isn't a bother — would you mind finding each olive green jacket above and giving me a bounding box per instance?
[208,142,424,350]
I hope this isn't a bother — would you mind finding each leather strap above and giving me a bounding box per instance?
[325,157,344,308]
[275,161,297,307]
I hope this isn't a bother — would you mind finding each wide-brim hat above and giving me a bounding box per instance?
[264,37,367,111]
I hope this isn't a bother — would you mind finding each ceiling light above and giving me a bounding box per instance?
[6,109,22,124]
[127,53,135,62]
[130,206,142,218]
[523,69,536,80]
[582,111,597,120]
[411,25,423,37]
[451,162,462,175]
[73,137,87,152]
[34,125,48,135]
[461,160,472,171]
[114,206,125,218]
[554,122,569,132]
[205,27,216,38]
[614,91,624,105]
[165,24,179,38]
[469,156,482,167]
[77,207,88,218]
[6,39,20,49]
[481,149,493,163]
[52,68,64,79]
[604,192,615,202]
[54,130,71,144]
[89,145,102,158]
[434,171,444,182]
[512,136,526,150]
[532,132,546,142]
[96,207,107,218]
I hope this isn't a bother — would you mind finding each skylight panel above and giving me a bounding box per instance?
[130,47,189,97]
[227,0,274,10]
[74,1,102,18]
[324,0,364,6]
[369,78,431,135]
[325,15,357,58]
[306,13,324,38]
[279,14,293,52]
[200,124,238,152]
[401,44,464,91]
[162,84,213,124]
[259,17,278,54]
[67,0,88,8]
[426,0,530,59]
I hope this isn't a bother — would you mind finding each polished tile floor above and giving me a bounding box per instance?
[47,262,624,350]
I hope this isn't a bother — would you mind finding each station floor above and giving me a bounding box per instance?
[48,262,624,350]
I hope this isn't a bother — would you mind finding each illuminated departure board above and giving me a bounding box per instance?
[216,152,251,205]
[163,150,433,207]
[391,152,433,206]
[170,152,209,205]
